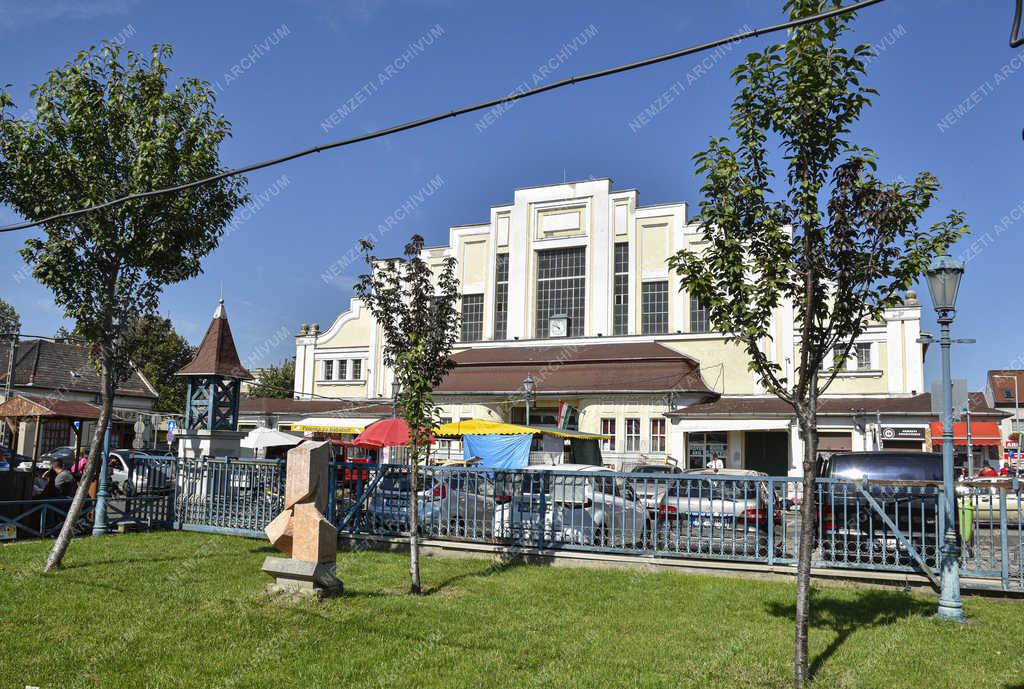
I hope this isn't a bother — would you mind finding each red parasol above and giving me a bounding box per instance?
[353,418,433,449]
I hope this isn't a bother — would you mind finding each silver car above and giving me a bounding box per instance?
[419,470,500,539]
[493,464,648,548]
[644,468,779,557]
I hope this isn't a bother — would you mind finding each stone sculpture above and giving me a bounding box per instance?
[261,440,342,597]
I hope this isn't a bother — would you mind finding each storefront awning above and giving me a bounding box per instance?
[292,416,372,434]
[433,418,608,440]
[929,421,1002,446]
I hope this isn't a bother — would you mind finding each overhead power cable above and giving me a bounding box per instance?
[0,0,886,234]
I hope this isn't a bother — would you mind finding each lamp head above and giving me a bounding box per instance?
[522,374,535,397]
[925,255,964,315]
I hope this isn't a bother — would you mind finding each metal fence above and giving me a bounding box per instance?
[3,458,1022,591]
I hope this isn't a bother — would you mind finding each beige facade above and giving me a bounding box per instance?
[294,179,926,474]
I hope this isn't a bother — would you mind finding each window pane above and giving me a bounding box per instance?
[613,243,629,336]
[689,294,709,333]
[535,247,586,337]
[855,343,871,370]
[642,281,668,335]
[461,294,484,342]
[338,359,347,380]
[600,418,616,452]
[323,360,333,380]
[625,417,640,452]
[352,359,362,380]
[649,418,666,453]
[494,254,509,340]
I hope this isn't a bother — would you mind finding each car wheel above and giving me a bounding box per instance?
[122,482,135,498]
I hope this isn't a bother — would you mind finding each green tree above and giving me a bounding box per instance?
[246,357,296,399]
[355,234,460,594]
[0,43,247,571]
[0,298,19,334]
[668,2,967,685]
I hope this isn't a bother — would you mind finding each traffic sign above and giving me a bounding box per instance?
[133,420,146,434]
[132,436,144,450]
[166,419,177,432]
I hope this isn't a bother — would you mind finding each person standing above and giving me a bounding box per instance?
[50,459,77,498]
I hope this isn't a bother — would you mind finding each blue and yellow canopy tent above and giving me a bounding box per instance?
[432,419,608,469]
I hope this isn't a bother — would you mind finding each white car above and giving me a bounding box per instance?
[493,464,648,548]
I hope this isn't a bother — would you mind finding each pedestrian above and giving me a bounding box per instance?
[50,458,77,497]
[72,453,88,478]
[707,454,724,471]
[979,464,998,478]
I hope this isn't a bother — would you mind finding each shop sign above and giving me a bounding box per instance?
[881,426,925,441]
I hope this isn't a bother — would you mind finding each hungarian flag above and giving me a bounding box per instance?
[556,401,573,429]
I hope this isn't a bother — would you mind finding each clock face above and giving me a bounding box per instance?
[549,317,568,337]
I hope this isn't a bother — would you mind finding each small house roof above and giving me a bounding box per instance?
[175,300,253,380]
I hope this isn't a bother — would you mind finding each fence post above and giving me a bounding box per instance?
[767,478,776,567]
[1000,487,1010,591]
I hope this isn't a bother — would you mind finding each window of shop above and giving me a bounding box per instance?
[461,294,484,342]
[624,418,641,452]
[688,432,727,468]
[641,281,669,335]
[649,418,666,452]
[351,359,362,380]
[494,254,509,340]
[322,360,333,380]
[600,418,616,452]
[613,243,629,335]
[337,359,347,380]
[535,246,586,338]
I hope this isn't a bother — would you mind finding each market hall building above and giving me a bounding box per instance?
[291,178,1001,474]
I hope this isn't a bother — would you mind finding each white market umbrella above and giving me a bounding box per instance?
[240,427,303,457]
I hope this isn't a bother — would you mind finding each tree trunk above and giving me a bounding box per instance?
[407,442,422,595]
[43,349,115,572]
[793,407,819,688]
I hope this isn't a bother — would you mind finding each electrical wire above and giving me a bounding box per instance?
[1012,0,1024,48]
[0,0,887,234]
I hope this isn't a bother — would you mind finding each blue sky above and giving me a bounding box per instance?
[0,0,1019,392]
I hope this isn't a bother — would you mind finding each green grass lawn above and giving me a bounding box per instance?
[2,532,1022,689]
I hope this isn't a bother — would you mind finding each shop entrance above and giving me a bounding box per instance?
[744,431,789,476]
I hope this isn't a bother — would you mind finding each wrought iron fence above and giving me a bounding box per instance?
[3,457,1023,591]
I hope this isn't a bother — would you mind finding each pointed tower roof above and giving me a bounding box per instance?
[175,299,254,379]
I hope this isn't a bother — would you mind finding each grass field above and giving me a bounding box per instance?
[2,532,1023,689]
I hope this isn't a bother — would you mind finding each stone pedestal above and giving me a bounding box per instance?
[261,557,342,599]
[176,429,247,460]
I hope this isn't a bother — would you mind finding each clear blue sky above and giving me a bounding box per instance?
[0,0,1019,392]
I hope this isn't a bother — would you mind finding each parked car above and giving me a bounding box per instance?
[1,445,32,470]
[420,469,502,539]
[644,468,780,557]
[41,446,77,465]
[815,451,943,565]
[108,449,175,496]
[493,464,648,548]
[365,469,434,532]
[626,463,685,502]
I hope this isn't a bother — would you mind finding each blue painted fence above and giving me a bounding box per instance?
[2,457,1021,590]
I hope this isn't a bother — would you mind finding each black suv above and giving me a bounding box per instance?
[816,451,944,566]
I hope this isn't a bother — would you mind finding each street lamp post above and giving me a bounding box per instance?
[522,375,535,426]
[925,255,966,623]
[391,379,401,419]
[91,419,112,536]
